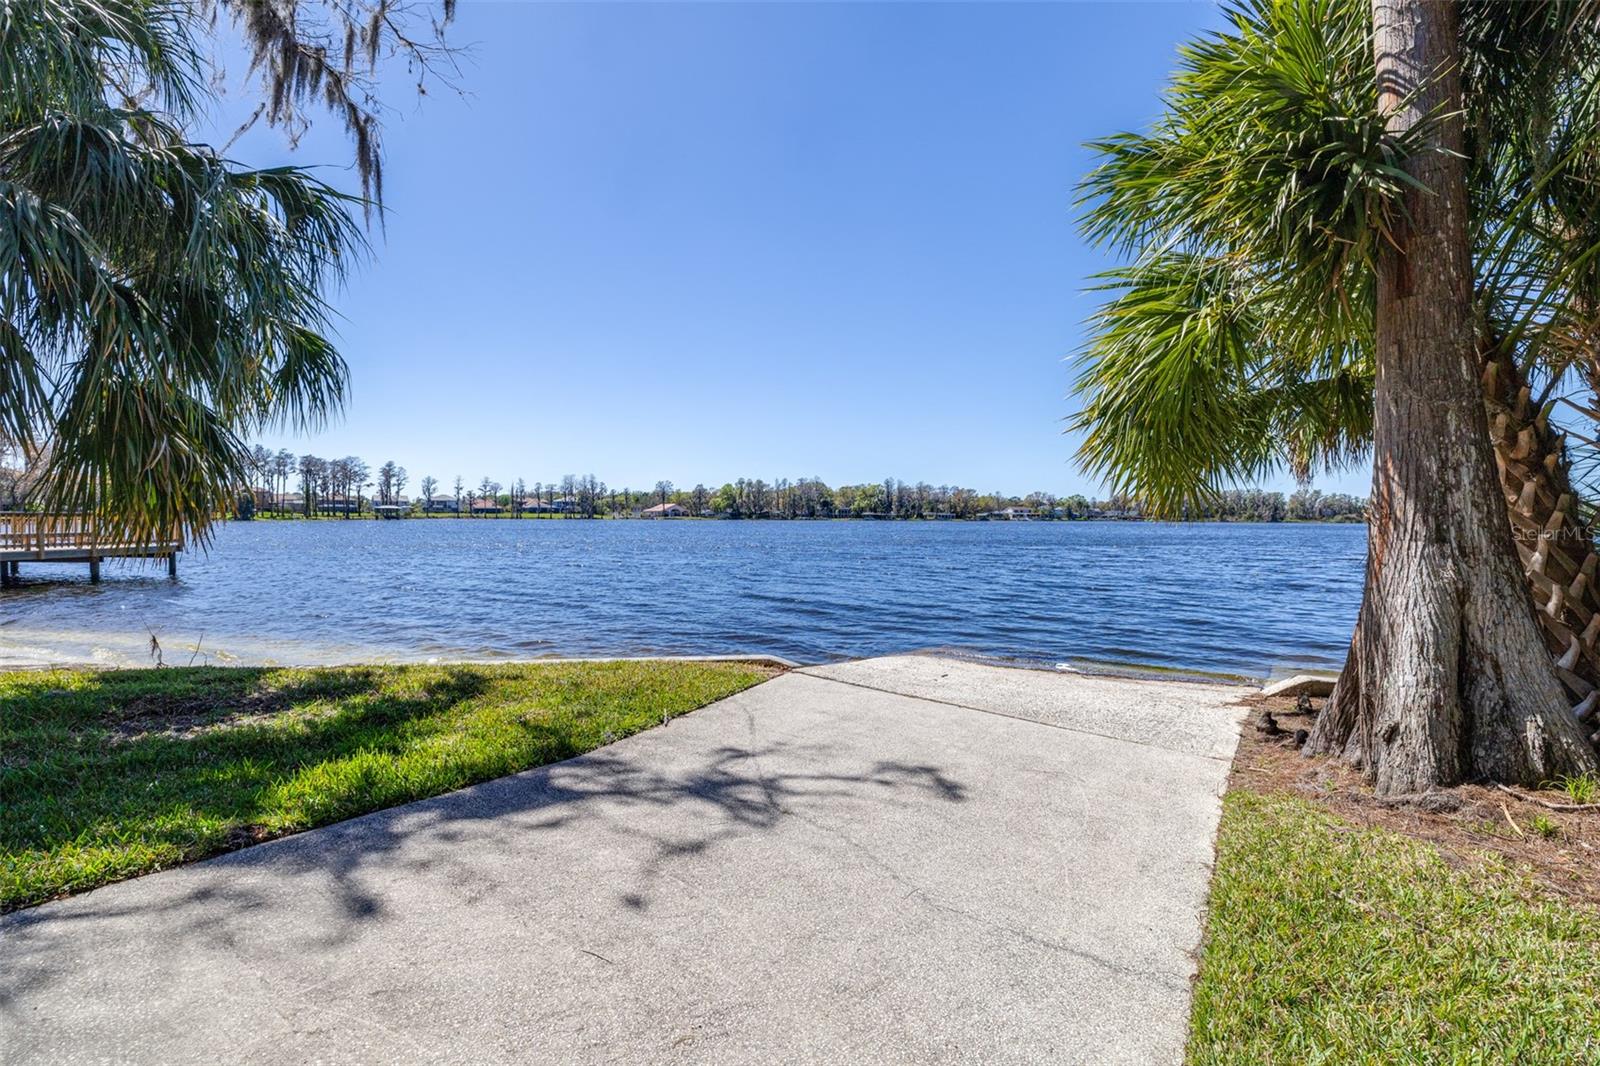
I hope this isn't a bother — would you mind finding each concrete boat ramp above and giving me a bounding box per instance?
[1,655,1247,1065]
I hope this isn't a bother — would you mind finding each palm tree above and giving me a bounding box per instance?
[2,0,364,545]
[1073,0,1600,791]
[346,457,370,517]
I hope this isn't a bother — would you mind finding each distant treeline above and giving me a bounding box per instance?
[1185,488,1367,523]
[234,447,1366,522]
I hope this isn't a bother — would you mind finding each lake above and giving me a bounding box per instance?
[0,519,1365,678]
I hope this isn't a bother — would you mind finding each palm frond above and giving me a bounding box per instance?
[1072,253,1370,516]
[1,0,363,545]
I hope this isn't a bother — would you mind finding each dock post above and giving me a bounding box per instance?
[168,552,178,577]
[88,556,100,583]
[1,565,10,589]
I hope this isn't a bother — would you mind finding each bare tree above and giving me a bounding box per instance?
[345,457,370,518]
[376,460,398,505]
[204,0,466,214]
[297,454,322,516]
[477,477,500,516]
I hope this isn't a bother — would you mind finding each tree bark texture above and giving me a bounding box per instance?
[1307,0,1599,793]
[1484,351,1600,744]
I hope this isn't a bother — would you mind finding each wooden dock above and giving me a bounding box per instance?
[0,513,180,586]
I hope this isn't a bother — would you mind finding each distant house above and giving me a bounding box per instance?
[999,507,1039,520]
[471,499,504,515]
[550,497,579,514]
[420,497,458,513]
[254,490,303,511]
[519,498,554,514]
[373,504,407,519]
[641,502,687,518]
[317,495,360,515]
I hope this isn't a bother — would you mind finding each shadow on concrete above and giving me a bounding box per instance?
[0,722,967,1006]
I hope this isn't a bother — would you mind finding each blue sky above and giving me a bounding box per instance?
[217,1,1370,499]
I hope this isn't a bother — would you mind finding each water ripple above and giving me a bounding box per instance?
[0,520,1366,677]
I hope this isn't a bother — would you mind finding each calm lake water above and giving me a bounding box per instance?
[0,519,1365,678]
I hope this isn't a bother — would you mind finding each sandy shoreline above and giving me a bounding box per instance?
[0,624,1270,684]
[0,648,801,672]
[0,625,388,671]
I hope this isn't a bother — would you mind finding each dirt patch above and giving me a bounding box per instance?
[1231,693,1600,907]
[223,823,274,849]
[106,673,378,742]
[108,688,312,742]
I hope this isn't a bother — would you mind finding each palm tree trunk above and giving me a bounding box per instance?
[1307,0,1597,793]
[1483,350,1600,744]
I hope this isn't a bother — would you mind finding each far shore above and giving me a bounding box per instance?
[226,510,1367,524]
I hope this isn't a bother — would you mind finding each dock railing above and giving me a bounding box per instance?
[0,512,101,556]
[0,512,183,584]
[0,512,181,560]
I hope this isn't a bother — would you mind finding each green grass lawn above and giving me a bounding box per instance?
[0,660,772,911]
[1189,791,1600,1065]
